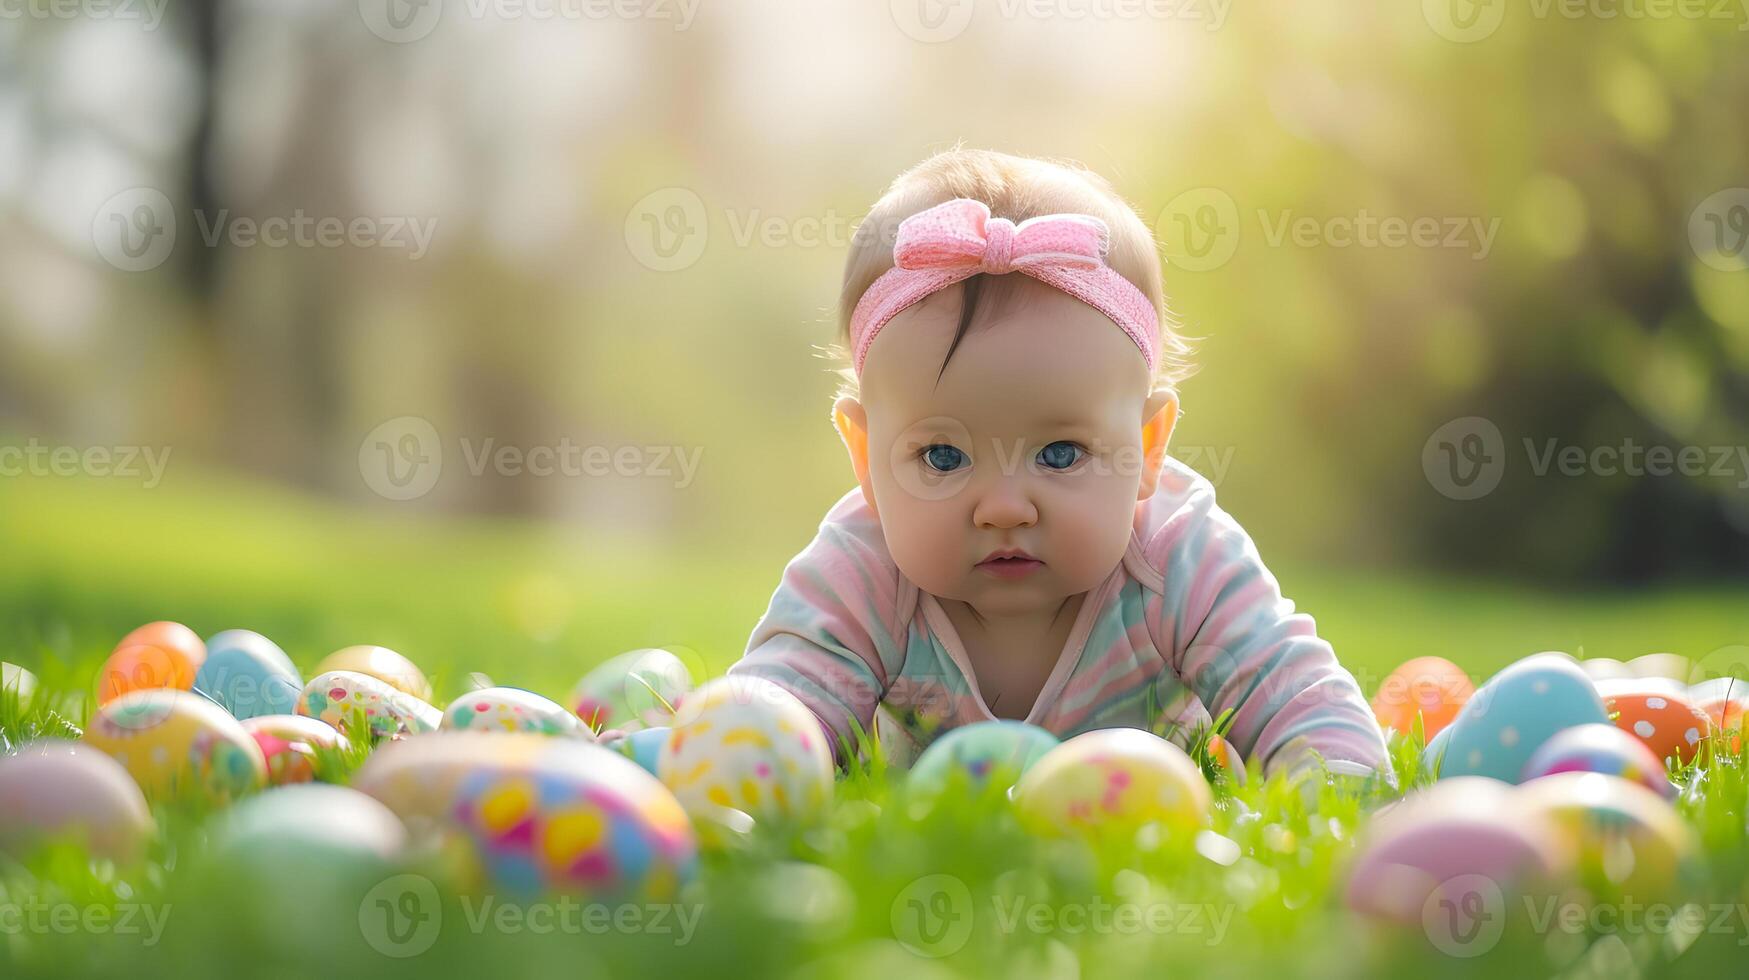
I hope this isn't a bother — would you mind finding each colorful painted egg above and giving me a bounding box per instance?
[298,670,441,738]
[1370,656,1475,739]
[352,732,698,898]
[1516,772,1696,898]
[1603,688,1711,765]
[310,645,432,702]
[2,661,37,703]
[619,726,671,776]
[441,687,594,738]
[1437,653,1608,782]
[193,630,302,721]
[570,648,694,731]
[1013,728,1212,837]
[657,676,834,824]
[98,621,207,704]
[82,688,267,804]
[1520,723,1675,800]
[1346,777,1566,925]
[0,740,154,862]
[907,720,1059,796]
[241,714,351,785]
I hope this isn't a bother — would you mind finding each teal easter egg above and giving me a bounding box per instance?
[1521,723,1675,800]
[569,648,694,732]
[352,732,698,899]
[908,720,1059,795]
[621,726,671,775]
[1438,653,1607,783]
[442,687,594,738]
[194,630,303,720]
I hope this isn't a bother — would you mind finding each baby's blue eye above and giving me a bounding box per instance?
[921,444,968,473]
[1037,441,1083,470]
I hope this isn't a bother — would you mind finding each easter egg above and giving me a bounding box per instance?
[1690,677,1747,752]
[310,645,432,702]
[1580,658,1632,682]
[1438,653,1608,783]
[907,720,1059,796]
[441,687,594,738]
[298,670,441,738]
[1346,777,1566,925]
[1012,727,1212,837]
[193,630,302,720]
[1515,772,1696,898]
[82,688,268,804]
[1520,723,1675,800]
[242,714,351,785]
[1420,722,1455,775]
[1370,656,1474,739]
[353,732,698,898]
[211,783,405,864]
[1206,733,1246,785]
[0,740,154,862]
[570,647,694,731]
[1602,687,1711,765]
[619,726,671,776]
[98,621,207,704]
[2,661,37,703]
[657,676,834,824]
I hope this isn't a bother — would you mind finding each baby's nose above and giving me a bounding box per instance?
[972,478,1038,529]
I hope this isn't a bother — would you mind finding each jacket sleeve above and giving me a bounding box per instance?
[727,490,907,761]
[1143,465,1391,782]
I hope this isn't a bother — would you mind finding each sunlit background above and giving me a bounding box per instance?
[3,0,1748,696]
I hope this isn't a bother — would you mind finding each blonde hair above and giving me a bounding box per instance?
[826,146,1196,399]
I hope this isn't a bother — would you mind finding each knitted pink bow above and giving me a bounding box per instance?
[850,198,1158,375]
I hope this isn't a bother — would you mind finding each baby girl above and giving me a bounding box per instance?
[728,148,1389,784]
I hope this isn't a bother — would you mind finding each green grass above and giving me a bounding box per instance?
[2,472,1747,979]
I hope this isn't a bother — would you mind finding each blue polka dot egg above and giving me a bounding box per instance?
[1437,653,1608,783]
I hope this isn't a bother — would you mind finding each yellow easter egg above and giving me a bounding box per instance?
[310,645,432,702]
[1514,772,1696,900]
[657,676,834,826]
[1013,728,1212,838]
[298,671,441,738]
[82,688,267,804]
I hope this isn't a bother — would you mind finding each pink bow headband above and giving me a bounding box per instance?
[848,198,1159,376]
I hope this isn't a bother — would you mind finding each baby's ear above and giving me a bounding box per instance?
[832,395,878,518]
[1138,389,1180,500]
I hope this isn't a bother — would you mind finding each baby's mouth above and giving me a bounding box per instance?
[975,553,1045,580]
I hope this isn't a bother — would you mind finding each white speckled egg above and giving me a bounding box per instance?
[569,648,694,731]
[298,670,441,737]
[441,687,594,738]
[657,676,834,824]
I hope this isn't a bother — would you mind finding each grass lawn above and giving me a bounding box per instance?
[2,471,1746,979]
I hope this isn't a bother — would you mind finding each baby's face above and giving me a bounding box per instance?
[846,276,1174,617]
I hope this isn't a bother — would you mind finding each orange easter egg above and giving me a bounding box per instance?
[98,621,207,704]
[1606,688,1712,765]
[1370,656,1475,739]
